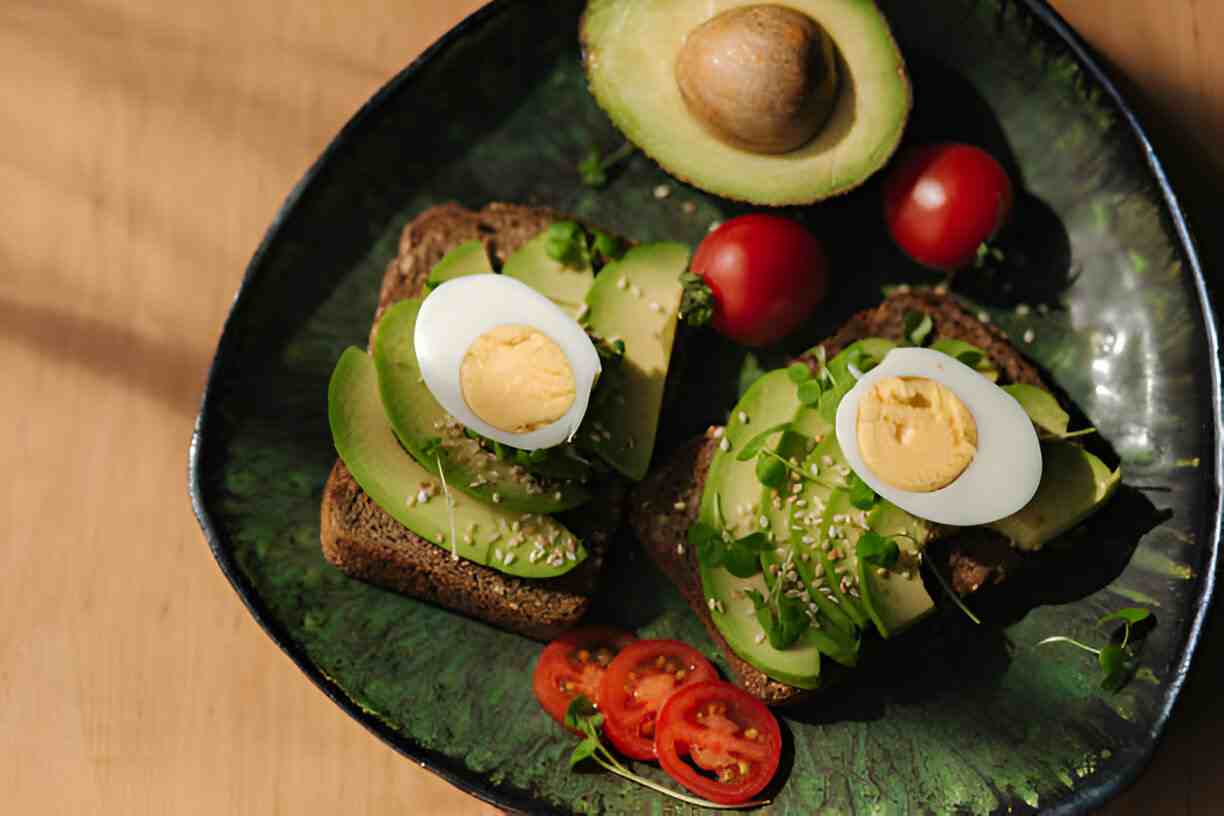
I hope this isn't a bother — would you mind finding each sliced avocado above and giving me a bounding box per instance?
[372,299,590,514]
[502,229,595,318]
[698,369,824,689]
[582,0,911,205]
[988,441,1120,551]
[327,347,584,578]
[427,240,493,288]
[858,501,936,638]
[582,242,688,481]
[1002,383,1072,438]
[930,338,999,381]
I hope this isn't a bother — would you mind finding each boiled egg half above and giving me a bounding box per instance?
[834,347,1041,526]
[414,274,601,451]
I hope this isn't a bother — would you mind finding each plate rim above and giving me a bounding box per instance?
[187,0,1224,813]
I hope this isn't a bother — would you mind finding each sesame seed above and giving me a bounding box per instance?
[1023,329,1036,344]
[897,283,911,293]
[977,310,992,324]
[754,632,766,644]
[677,543,685,556]
[653,184,671,199]
[719,437,731,452]
[554,491,563,501]
[934,283,949,295]
[821,455,833,467]
[504,553,516,565]
[630,285,642,298]
[876,567,888,577]
[759,516,770,529]
[801,535,814,545]
[417,489,431,504]
[682,201,696,214]
[491,492,502,504]
[1015,303,1031,316]
[617,276,628,290]
[809,464,820,476]
[775,547,788,557]
[712,427,724,438]
[708,220,722,232]
[673,501,687,511]
[649,301,662,313]
[406,495,417,507]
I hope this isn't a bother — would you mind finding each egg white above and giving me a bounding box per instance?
[414,274,601,451]
[834,347,1042,526]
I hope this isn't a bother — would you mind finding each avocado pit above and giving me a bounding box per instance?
[674,4,840,155]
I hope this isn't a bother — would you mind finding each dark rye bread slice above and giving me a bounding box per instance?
[321,202,616,641]
[629,288,1047,705]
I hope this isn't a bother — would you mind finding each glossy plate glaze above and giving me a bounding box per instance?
[189,1,1222,813]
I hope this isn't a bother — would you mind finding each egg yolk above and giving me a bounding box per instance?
[856,376,978,492]
[459,324,576,434]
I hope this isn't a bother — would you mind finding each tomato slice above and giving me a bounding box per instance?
[532,626,637,730]
[596,639,719,760]
[654,680,782,804]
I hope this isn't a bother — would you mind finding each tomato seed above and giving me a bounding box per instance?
[655,655,666,668]
[744,727,759,740]
[675,669,687,681]
[577,649,590,663]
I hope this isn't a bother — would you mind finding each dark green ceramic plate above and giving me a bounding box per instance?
[190,1,1223,812]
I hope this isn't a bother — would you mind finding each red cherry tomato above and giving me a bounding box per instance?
[691,214,828,347]
[654,680,782,805]
[532,626,637,731]
[596,639,720,760]
[883,143,1014,271]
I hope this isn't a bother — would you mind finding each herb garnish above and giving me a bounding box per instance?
[679,271,715,326]
[847,472,878,510]
[1037,607,1153,691]
[744,587,810,649]
[578,141,634,188]
[902,310,934,347]
[856,531,899,569]
[923,555,982,625]
[545,221,590,268]
[564,696,771,809]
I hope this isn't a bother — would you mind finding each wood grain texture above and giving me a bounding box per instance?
[0,1,1217,814]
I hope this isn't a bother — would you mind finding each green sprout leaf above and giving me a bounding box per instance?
[735,421,794,461]
[797,379,824,406]
[956,350,984,368]
[564,695,600,732]
[902,311,934,347]
[1098,644,1127,691]
[755,453,788,489]
[723,542,762,578]
[787,363,812,384]
[857,531,899,569]
[734,532,771,552]
[591,230,626,264]
[847,472,878,510]
[578,141,634,188]
[679,271,715,327]
[569,734,601,769]
[545,221,590,268]
[687,522,725,569]
[1098,607,1151,627]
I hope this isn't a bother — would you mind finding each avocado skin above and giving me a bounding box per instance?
[327,347,585,579]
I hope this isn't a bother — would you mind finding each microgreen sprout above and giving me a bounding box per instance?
[923,556,982,626]
[902,311,934,347]
[1037,607,1152,691]
[679,271,715,327]
[564,696,771,810]
[578,141,634,187]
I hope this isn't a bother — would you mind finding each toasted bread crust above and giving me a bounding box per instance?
[321,202,611,640]
[630,288,1050,704]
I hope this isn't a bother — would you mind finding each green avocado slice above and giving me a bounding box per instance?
[582,242,688,481]
[426,240,493,289]
[327,347,585,578]
[698,369,824,689]
[502,230,595,318]
[581,0,911,205]
[372,299,590,514]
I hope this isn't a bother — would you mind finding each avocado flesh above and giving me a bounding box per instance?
[372,299,590,514]
[699,369,824,689]
[327,347,584,578]
[427,240,493,288]
[989,441,1120,551]
[502,231,595,318]
[582,0,910,205]
[582,242,688,481]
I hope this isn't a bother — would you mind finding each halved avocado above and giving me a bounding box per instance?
[581,0,911,205]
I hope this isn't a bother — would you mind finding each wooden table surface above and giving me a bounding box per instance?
[4,1,1220,813]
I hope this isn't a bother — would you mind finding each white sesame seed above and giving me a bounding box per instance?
[417,489,430,504]
[738,411,750,424]
[491,492,501,504]
[630,285,642,298]
[809,464,820,476]
[821,455,833,467]
[554,491,563,501]
[677,543,685,556]
[617,276,628,290]
[1015,303,1031,316]
[712,427,724,438]
[504,553,516,565]
[649,301,662,313]
[759,516,770,529]
[653,184,671,199]
[754,632,766,644]
[977,310,992,324]
[719,437,731,452]
[708,220,722,232]
[673,501,687,511]
[1023,329,1036,344]
[897,283,911,293]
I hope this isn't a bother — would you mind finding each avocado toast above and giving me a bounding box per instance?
[629,288,1119,705]
[322,202,689,640]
